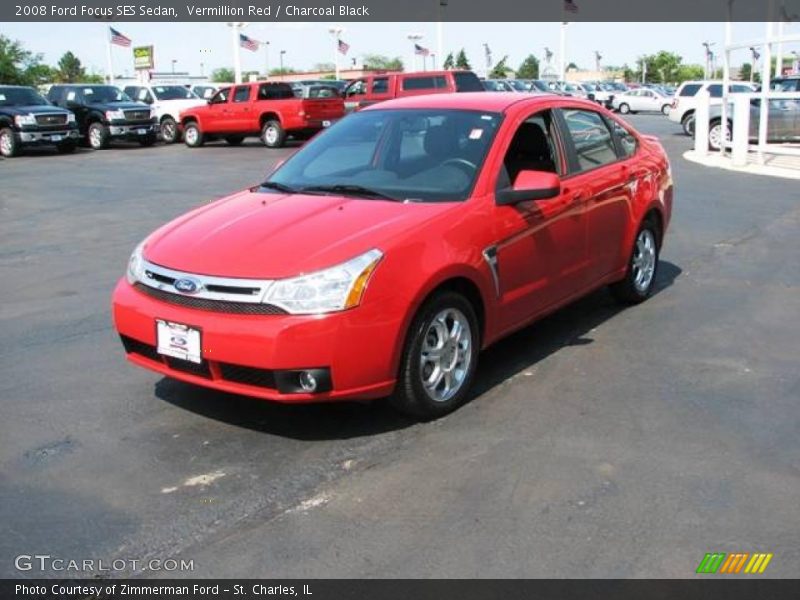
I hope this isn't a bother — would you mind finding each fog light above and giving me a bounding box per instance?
[298,371,317,392]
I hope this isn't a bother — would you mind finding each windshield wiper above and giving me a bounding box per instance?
[259,181,299,194]
[299,184,402,202]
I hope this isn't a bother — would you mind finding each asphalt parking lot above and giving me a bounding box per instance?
[2,114,799,578]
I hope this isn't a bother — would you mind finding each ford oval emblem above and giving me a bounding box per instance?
[174,277,201,294]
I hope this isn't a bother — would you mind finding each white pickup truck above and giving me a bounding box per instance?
[122,84,206,143]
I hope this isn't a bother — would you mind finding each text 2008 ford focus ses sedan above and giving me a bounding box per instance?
[113,92,673,419]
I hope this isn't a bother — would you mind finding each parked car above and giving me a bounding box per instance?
[582,82,613,106]
[612,88,673,115]
[770,76,800,92]
[47,84,158,149]
[190,84,218,100]
[179,81,344,148]
[343,70,484,112]
[704,97,800,150]
[483,79,516,92]
[113,92,673,420]
[123,84,206,143]
[0,85,80,157]
[668,80,756,135]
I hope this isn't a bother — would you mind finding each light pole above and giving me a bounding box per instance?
[431,53,437,71]
[437,1,448,67]
[227,22,249,84]
[279,50,286,80]
[407,33,423,73]
[171,59,177,74]
[263,41,270,79]
[329,27,344,80]
[702,41,715,79]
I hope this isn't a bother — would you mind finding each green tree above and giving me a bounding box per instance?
[83,71,106,84]
[675,64,704,82]
[455,49,471,70]
[517,54,540,79]
[313,62,335,72]
[211,67,235,83]
[442,52,455,70]
[362,54,403,71]
[24,63,57,86]
[269,67,298,77]
[56,51,86,82]
[489,56,511,78]
[0,35,44,85]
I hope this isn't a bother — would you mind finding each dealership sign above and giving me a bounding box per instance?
[133,46,154,70]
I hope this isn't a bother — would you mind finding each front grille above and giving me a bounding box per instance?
[124,110,152,121]
[133,283,288,315]
[165,357,211,378]
[121,335,162,362]
[219,363,277,389]
[35,113,68,126]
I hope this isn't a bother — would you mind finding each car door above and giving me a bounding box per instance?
[559,107,634,284]
[490,107,590,332]
[228,85,253,132]
[204,87,231,133]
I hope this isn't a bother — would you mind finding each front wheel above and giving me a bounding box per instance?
[390,292,480,420]
[0,127,20,157]
[88,122,109,149]
[618,103,630,114]
[183,122,204,147]
[261,120,286,148]
[682,113,695,136]
[610,218,660,304]
[661,104,671,115]
[160,117,179,143]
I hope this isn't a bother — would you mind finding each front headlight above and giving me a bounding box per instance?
[264,249,383,315]
[66,113,75,123]
[14,114,37,126]
[105,109,126,121]
[126,241,146,284]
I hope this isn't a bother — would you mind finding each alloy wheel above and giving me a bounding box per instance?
[0,131,12,156]
[419,308,473,403]
[632,229,657,292]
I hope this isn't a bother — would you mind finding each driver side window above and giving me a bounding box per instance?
[210,88,230,104]
[498,110,561,189]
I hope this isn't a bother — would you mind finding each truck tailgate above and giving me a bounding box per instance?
[302,98,345,120]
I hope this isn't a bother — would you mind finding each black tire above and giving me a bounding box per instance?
[618,103,630,114]
[138,134,157,147]
[160,117,179,143]
[183,122,204,147]
[681,113,695,136]
[56,141,77,154]
[661,104,671,115]
[389,291,480,420]
[225,135,244,146]
[88,122,109,149]
[0,127,20,157]
[261,120,286,148]
[610,217,661,304]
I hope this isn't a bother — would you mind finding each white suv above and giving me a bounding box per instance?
[123,84,206,144]
[669,80,756,136]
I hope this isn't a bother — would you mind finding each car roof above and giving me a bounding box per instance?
[363,91,590,113]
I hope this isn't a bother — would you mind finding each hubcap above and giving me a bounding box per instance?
[419,308,472,403]
[90,127,102,147]
[186,128,197,145]
[708,124,730,150]
[162,121,175,140]
[632,229,657,292]
[0,132,11,155]
[265,127,278,145]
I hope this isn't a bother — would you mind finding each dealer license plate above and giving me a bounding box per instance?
[51,135,62,142]
[156,320,202,364]
[137,128,147,135]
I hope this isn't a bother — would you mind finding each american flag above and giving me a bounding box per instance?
[109,27,131,48]
[338,39,350,55]
[239,33,260,52]
[415,44,430,57]
[564,0,579,13]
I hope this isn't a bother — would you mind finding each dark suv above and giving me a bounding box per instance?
[47,84,158,149]
[0,86,80,157]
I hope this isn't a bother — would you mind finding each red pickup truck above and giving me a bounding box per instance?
[180,82,344,148]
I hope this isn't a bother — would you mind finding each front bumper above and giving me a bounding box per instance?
[17,129,80,144]
[112,279,400,403]
[107,123,158,138]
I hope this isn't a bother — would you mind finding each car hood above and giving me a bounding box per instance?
[143,189,456,279]
[155,98,205,112]
[3,105,71,115]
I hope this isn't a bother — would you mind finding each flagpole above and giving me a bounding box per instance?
[229,23,242,84]
[105,28,115,85]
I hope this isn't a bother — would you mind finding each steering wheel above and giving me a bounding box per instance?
[440,158,478,174]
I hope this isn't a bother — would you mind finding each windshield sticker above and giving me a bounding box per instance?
[481,115,493,120]
[0,94,5,101]
[83,88,94,94]
[66,91,76,101]
[469,128,484,140]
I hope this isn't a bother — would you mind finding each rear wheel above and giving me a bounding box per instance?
[88,122,109,149]
[708,119,731,151]
[0,127,20,157]
[610,217,660,304]
[183,122,203,147]
[225,135,244,146]
[681,113,695,136]
[389,291,480,420]
[160,117,179,143]
[261,120,286,148]
[618,103,630,114]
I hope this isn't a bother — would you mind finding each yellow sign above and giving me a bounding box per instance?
[133,46,154,71]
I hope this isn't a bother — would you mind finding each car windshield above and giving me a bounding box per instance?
[81,86,131,103]
[264,109,502,203]
[0,87,49,106]
[508,80,528,91]
[530,80,549,91]
[153,85,197,100]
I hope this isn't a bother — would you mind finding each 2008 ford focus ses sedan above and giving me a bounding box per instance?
[113,92,673,419]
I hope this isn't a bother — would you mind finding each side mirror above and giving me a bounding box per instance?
[496,170,561,206]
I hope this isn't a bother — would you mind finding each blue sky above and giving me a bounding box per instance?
[4,21,793,77]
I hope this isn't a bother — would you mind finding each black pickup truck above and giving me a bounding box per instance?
[47,84,158,149]
[0,85,80,157]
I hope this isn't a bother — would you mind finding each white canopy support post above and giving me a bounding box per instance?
[731,93,751,167]
[757,22,773,164]
[721,20,732,155]
[694,88,711,157]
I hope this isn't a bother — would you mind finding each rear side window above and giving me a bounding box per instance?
[561,109,619,172]
[371,78,389,94]
[708,84,723,98]
[402,76,447,91]
[453,72,484,92]
[257,84,294,100]
[679,84,702,97]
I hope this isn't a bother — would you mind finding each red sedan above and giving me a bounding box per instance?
[113,93,673,419]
